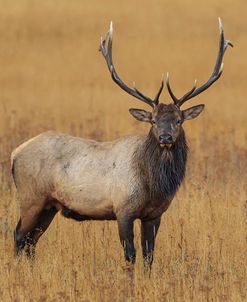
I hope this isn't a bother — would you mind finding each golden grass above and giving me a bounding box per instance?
[0,0,246,301]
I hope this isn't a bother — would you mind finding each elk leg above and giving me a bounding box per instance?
[14,207,57,257]
[117,215,136,264]
[141,216,161,270]
[14,219,36,257]
[14,218,24,255]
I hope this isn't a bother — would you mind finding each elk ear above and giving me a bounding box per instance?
[129,108,152,123]
[182,104,205,121]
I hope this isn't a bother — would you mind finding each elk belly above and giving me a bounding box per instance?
[52,176,115,218]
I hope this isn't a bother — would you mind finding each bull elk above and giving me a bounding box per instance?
[11,19,232,269]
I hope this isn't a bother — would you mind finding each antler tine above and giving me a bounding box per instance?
[153,74,164,105]
[166,72,179,104]
[99,22,156,108]
[175,17,233,107]
[177,79,197,105]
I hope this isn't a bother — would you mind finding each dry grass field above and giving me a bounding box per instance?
[0,0,246,301]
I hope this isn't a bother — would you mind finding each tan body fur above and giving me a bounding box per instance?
[12,131,168,235]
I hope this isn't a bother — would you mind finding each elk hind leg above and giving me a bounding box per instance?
[14,218,25,255]
[14,206,57,257]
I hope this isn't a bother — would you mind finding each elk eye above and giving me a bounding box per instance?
[177,119,181,125]
[152,120,156,125]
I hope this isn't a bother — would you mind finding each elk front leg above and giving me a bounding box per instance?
[141,216,161,269]
[117,214,136,264]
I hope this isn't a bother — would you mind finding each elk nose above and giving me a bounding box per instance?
[159,134,173,144]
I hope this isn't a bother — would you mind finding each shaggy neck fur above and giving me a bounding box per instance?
[137,128,188,202]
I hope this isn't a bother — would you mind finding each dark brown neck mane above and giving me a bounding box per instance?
[137,128,188,202]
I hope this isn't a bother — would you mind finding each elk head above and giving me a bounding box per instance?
[99,19,232,148]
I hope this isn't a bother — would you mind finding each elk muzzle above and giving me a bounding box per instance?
[159,134,173,148]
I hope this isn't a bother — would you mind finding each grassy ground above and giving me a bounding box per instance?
[0,0,246,301]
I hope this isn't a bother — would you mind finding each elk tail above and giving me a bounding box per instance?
[11,154,17,188]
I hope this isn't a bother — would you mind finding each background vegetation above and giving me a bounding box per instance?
[0,0,246,301]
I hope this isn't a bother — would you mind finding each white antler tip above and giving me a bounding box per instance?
[166,73,170,84]
[109,21,113,35]
[218,17,223,33]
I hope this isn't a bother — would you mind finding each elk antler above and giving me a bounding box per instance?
[99,22,164,108]
[166,18,233,107]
